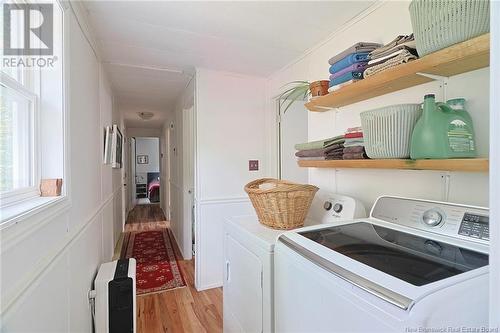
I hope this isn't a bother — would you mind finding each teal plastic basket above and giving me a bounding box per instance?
[361,104,422,159]
[409,0,490,57]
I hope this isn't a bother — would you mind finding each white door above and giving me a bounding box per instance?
[224,234,263,333]
[278,99,308,183]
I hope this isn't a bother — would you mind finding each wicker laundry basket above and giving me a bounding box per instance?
[244,178,319,230]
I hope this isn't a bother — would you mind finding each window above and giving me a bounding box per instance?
[0,67,40,207]
[0,77,38,198]
[0,0,63,215]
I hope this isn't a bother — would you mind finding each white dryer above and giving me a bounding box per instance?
[223,192,366,333]
[274,196,490,332]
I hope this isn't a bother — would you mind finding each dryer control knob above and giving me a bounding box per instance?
[323,201,333,211]
[422,209,443,227]
[333,203,343,213]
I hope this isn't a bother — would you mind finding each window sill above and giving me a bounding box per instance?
[0,196,69,231]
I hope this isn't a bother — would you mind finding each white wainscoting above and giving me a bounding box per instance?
[195,197,256,291]
[0,188,122,331]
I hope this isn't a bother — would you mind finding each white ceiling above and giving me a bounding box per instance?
[85,1,374,128]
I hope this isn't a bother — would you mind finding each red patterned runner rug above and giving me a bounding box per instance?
[121,229,186,295]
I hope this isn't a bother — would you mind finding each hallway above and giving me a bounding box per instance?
[118,204,223,333]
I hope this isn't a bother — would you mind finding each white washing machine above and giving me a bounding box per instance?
[274,196,490,332]
[223,192,366,333]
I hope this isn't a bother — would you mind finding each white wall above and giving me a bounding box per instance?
[266,1,489,211]
[195,68,267,290]
[135,137,160,174]
[0,4,123,331]
[127,127,162,138]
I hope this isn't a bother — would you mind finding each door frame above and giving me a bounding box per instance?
[129,137,137,210]
[489,2,499,326]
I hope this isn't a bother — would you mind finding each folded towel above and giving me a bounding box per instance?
[343,152,368,160]
[329,62,368,80]
[328,79,360,93]
[330,71,364,87]
[343,146,365,154]
[370,34,415,58]
[326,147,345,154]
[344,132,363,139]
[326,154,344,160]
[370,41,417,60]
[294,135,345,151]
[295,143,344,157]
[295,148,326,158]
[297,156,326,161]
[328,42,382,65]
[344,138,365,147]
[364,50,418,78]
[346,126,363,133]
[330,53,370,73]
[367,47,417,66]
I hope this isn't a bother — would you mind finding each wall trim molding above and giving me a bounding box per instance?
[196,282,222,292]
[197,197,249,205]
[1,188,121,318]
[194,196,252,291]
[0,197,71,250]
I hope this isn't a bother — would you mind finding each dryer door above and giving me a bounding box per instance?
[224,234,263,333]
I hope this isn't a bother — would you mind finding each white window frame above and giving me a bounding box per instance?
[0,72,41,207]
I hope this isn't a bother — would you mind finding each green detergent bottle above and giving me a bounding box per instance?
[410,94,476,159]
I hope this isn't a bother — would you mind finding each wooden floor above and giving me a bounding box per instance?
[118,204,223,333]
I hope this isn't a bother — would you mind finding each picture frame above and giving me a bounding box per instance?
[103,126,112,164]
[137,155,149,164]
[111,124,123,169]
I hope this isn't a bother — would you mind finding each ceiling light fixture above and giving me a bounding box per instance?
[138,112,154,120]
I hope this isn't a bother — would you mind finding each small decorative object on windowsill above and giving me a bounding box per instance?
[40,178,63,197]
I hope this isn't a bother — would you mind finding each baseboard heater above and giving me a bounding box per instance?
[91,258,136,333]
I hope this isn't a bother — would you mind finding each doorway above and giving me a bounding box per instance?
[134,137,161,205]
[276,98,308,183]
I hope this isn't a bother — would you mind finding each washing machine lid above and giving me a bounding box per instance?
[298,222,488,287]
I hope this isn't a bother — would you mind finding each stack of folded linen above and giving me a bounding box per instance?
[295,135,345,161]
[343,127,368,160]
[364,34,418,78]
[328,42,381,92]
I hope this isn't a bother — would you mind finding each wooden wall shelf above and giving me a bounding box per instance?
[306,34,490,111]
[297,158,489,172]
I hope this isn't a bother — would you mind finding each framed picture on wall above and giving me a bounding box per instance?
[111,124,123,169]
[103,126,112,164]
[137,155,149,164]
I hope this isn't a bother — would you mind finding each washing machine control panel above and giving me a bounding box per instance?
[458,213,489,240]
[371,196,489,243]
[422,209,444,227]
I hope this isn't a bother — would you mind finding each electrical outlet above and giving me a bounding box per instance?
[249,160,259,171]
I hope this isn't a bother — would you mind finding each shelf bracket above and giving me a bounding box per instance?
[416,72,450,101]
